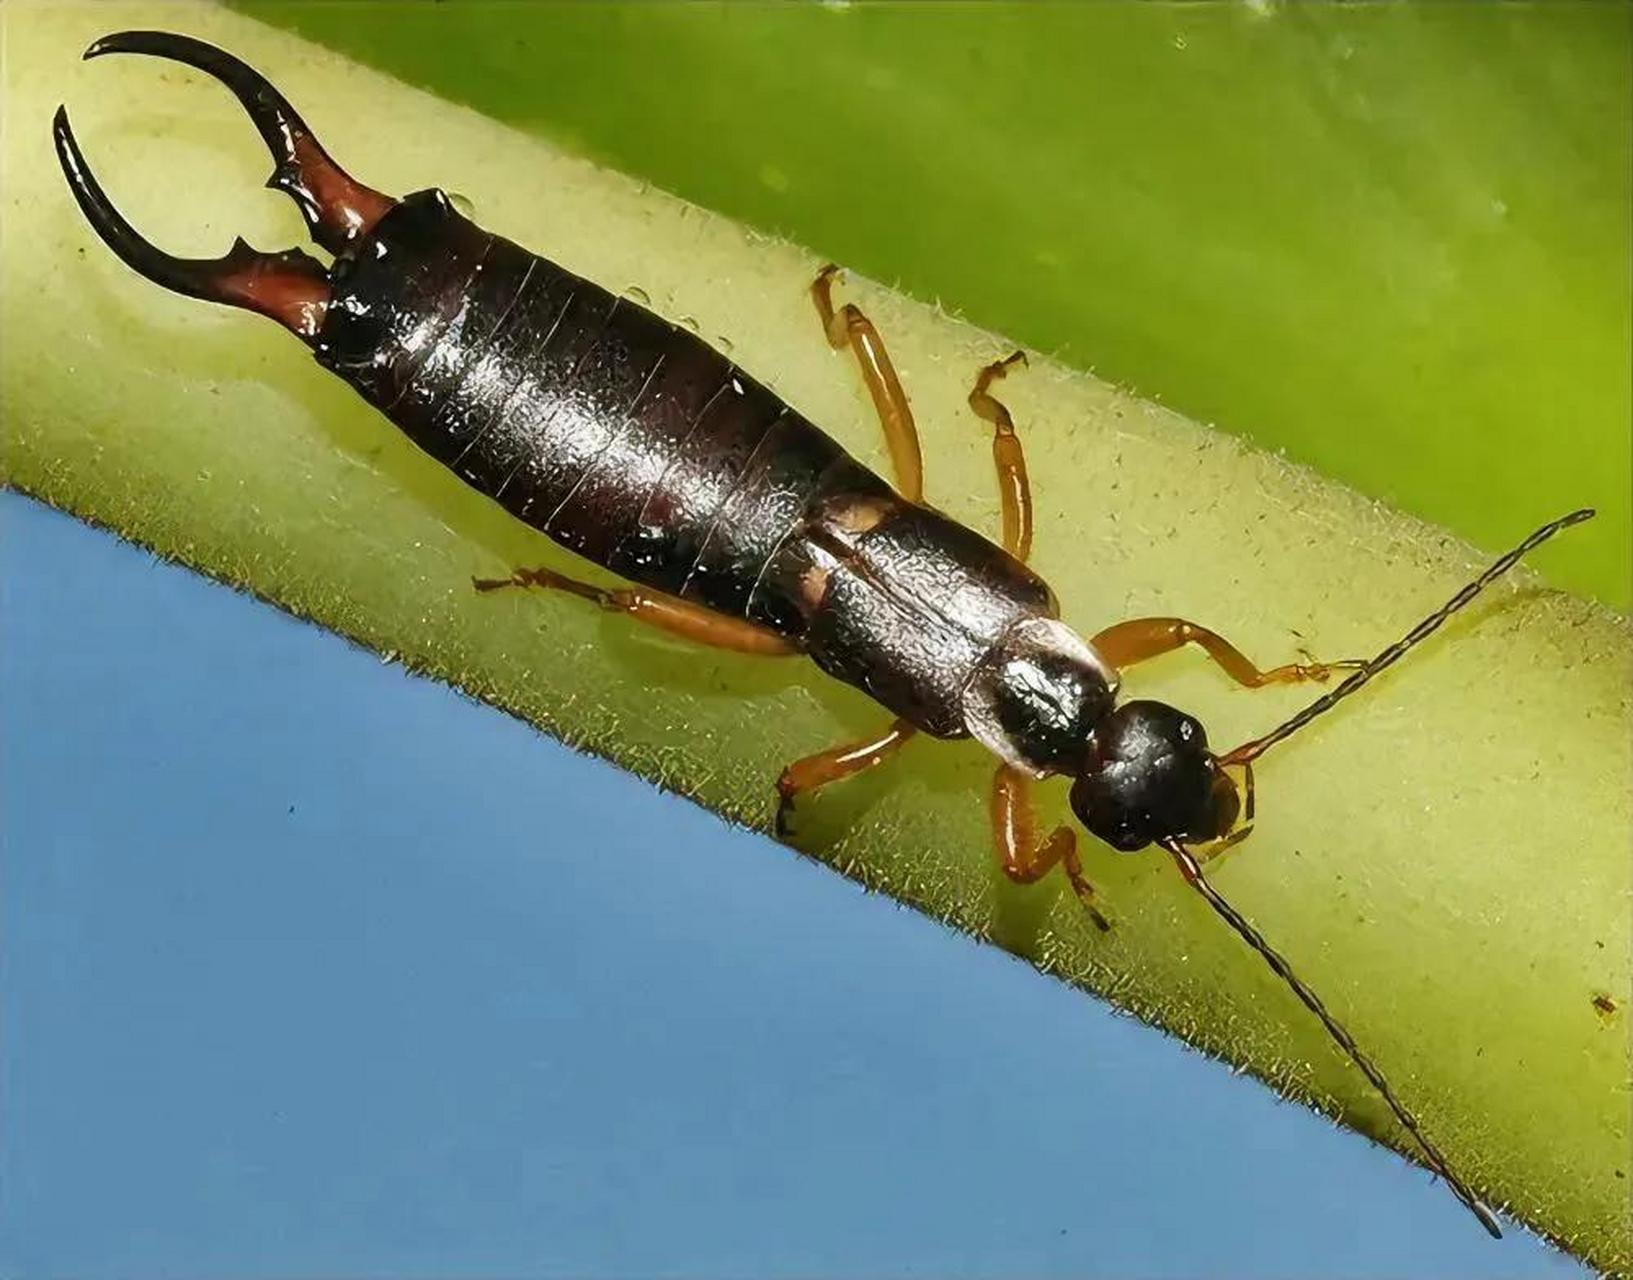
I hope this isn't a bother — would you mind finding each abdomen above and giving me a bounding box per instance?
[315,190,1056,736]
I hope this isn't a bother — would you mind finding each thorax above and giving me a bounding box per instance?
[760,492,1118,766]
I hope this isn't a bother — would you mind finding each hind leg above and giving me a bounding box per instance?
[475,565,795,656]
[811,264,924,501]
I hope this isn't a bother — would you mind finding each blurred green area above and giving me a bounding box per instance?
[235,0,1631,609]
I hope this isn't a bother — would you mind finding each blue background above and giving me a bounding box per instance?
[0,491,1589,1278]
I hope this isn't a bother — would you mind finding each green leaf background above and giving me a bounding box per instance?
[239,0,1633,610]
[3,2,1629,1272]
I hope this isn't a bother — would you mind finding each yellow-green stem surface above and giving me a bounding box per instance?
[2,4,1629,1270]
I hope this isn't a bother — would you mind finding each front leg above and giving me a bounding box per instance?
[992,765,1110,932]
[1092,617,1364,689]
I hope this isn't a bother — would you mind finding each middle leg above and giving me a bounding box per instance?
[775,719,917,837]
[791,266,929,832]
[967,351,1038,563]
[1092,617,1364,689]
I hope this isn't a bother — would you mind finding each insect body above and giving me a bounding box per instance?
[56,31,1593,1240]
[320,185,1098,758]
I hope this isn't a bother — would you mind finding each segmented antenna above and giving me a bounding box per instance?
[1178,509,1597,1234]
[1222,508,1594,767]
[1161,838,1503,1238]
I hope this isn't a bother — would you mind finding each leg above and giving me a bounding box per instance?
[775,719,916,837]
[967,351,1037,563]
[1092,617,1364,689]
[811,265,924,501]
[475,565,795,656]
[992,765,1111,932]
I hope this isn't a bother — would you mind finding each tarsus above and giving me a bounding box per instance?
[1224,508,1594,766]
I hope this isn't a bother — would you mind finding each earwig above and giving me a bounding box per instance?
[55,31,1595,1241]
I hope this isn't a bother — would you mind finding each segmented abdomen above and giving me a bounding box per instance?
[316,189,887,626]
[315,190,1056,736]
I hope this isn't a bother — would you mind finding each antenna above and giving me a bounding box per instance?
[1222,509,1594,768]
[1161,838,1503,1238]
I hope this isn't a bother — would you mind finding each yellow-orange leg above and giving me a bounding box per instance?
[1092,617,1365,688]
[967,351,1037,563]
[992,764,1110,931]
[785,266,926,833]
[474,565,796,656]
[774,719,917,838]
[811,264,924,502]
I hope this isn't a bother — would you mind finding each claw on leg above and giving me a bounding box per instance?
[774,720,916,838]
